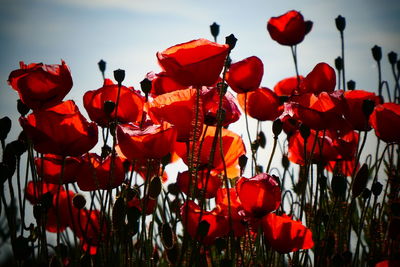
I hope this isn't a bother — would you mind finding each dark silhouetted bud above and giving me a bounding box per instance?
[251,140,259,152]
[148,176,162,199]
[272,119,283,137]
[388,51,398,65]
[161,223,174,249]
[17,99,30,116]
[210,22,220,40]
[371,45,382,62]
[257,131,266,148]
[335,15,346,32]
[113,69,125,84]
[72,194,86,209]
[167,183,180,196]
[103,100,115,115]
[225,34,237,50]
[352,164,369,198]
[347,80,356,90]
[362,188,371,200]
[335,57,343,71]
[282,155,290,169]
[362,99,375,118]
[371,181,383,196]
[332,175,347,199]
[239,155,248,170]
[98,60,106,73]
[9,140,27,158]
[305,20,313,35]
[299,124,310,140]
[197,220,210,238]
[161,153,172,168]
[0,117,11,141]
[140,78,152,96]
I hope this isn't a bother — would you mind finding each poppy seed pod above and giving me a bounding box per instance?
[347,80,356,90]
[113,69,125,84]
[98,60,106,74]
[272,119,283,137]
[388,51,398,65]
[140,78,152,96]
[72,194,86,209]
[335,15,346,32]
[371,181,383,196]
[225,34,237,50]
[17,100,30,116]
[371,45,382,62]
[335,57,343,71]
[210,22,220,39]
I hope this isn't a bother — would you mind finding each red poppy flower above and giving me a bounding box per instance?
[370,102,400,143]
[130,158,168,182]
[176,170,222,199]
[117,121,177,160]
[8,60,73,110]
[146,71,186,96]
[47,189,76,233]
[25,180,59,205]
[237,87,283,121]
[76,153,125,191]
[157,39,229,87]
[281,115,300,136]
[127,197,157,215]
[274,76,304,96]
[180,200,229,245]
[147,89,203,142]
[262,213,314,253]
[375,260,400,267]
[326,159,359,177]
[236,173,281,218]
[35,154,80,184]
[267,10,312,46]
[226,56,264,94]
[344,90,381,131]
[20,100,98,156]
[300,63,336,94]
[201,87,241,126]
[285,91,345,130]
[83,79,145,127]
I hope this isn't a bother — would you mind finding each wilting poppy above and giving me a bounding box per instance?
[20,100,98,156]
[201,87,241,126]
[236,173,281,218]
[8,60,73,110]
[262,213,314,253]
[370,102,400,143]
[180,200,229,245]
[76,153,126,191]
[117,121,177,160]
[237,87,283,121]
[267,10,312,46]
[148,89,203,142]
[226,56,264,94]
[157,39,229,87]
[176,170,222,199]
[300,63,336,94]
[274,76,304,96]
[344,90,381,131]
[35,154,80,184]
[146,71,186,96]
[83,79,145,127]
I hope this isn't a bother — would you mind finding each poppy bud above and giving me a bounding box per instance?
[362,188,371,200]
[352,164,369,198]
[161,223,174,249]
[103,100,116,115]
[72,194,86,209]
[335,57,343,71]
[98,59,106,73]
[371,181,383,196]
[113,69,125,84]
[9,140,27,158]
[305,20,313,35]
[0,117,11,141]
[257,131,266,148]
[225,34,237,50]
[347,80,356,90]
[251,140,259,152]
[299,124,310,140]
[140,78,152,96]
[335,15,346,32]
[17,99,30,116]
[362,99,375,118]
[210,22,220,40]
[272,119,283,137]
[197,220,210,238]
[239,155,248,170]
[148,176,162,199]
[388,51,398,65]
[371,45,382,62]
[331,175,347,199]
[282,154,290,169]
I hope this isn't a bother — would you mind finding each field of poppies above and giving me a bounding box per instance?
[1,10,399,266]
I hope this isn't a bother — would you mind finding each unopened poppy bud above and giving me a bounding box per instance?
[362,188,371,200]
[197,220,210,238]
[371,45,382,62]
[371,181,383,196]
[210,22,220,40]
[388,51,398,65]
[113,69,125,84]
[305,20,313,35]
[161,223,174,249]
[103,100,116,115]
[0,117,11,141]
[9,140,27,158]
[362,99,375,118]
[98,60,106,74]
[347,80,356,90]
[352,164,369,198]
[282,154,290,169]
[148,176,162,199]
[272,119,283,137]
[225,34,237,50]
[239,155,248,170]
[331,175,347,199]
[72,194,86,209]
[257,131,266,148]
[251,140,259,151]
[335,57,343,71]
[17,99,30,116]
[335,15,346,32]
[140,78,152,96]
[299,124,310,140]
